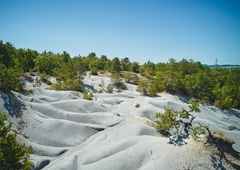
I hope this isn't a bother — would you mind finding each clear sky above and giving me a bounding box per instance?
[0,0,240,65]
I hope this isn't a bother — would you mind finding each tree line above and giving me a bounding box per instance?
[0,40,239,109]
[137,58,240,109]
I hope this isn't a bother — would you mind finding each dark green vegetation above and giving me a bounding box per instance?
[0,111,33,170]
[137,59,240,109]
[0,40,239,109]
[154,99,203,136]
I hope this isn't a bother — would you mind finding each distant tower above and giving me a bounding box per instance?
[215,58,218,68]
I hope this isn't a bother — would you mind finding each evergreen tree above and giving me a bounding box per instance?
[0,112,32,170]
[111,57,121,73]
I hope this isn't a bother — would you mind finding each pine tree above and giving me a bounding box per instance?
[0,112,32,170]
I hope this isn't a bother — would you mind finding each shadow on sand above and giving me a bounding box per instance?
[0,90,26,118]
[208,133,240,170]
[168,135,188,146]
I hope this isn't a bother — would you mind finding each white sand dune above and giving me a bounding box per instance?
[0,74,240,169]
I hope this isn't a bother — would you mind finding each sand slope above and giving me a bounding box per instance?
[0,74,239,169]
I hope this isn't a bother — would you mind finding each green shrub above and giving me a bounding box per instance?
[137,79,156,97]
[192,126,206,136]
[111,73,127,90]
[107,84,113,93]
[52,79,84,92]
[90,69,98,75]
[34,77,41,87]
[135,103,140,108]
[154,108,179,136]
[228,126,236,131]
[123,72,139,85]
[52,83,61,90]
[0,112,33,170]
[83,91,93,100]
[154,99,201,137]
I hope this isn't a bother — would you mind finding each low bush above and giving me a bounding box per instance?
[107,84,113,93]
[135,103,140,108]
[228,126,236,131]
[0,111,33,169]
[83,91,93,100]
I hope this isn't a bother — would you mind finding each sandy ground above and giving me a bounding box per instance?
[0,74,240,169]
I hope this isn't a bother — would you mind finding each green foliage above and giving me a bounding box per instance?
[34,51,61,75]
[83,91,93,100]
[52,79,83,92]
[0,64,23,91]
[139,60,155,76]
[135,103,140,108]
[154,99,202,137]
[34,77,41,87]
[100,78,105,91]
[0,111,33,170]
[90,68,98,75]
[213,84,239,109]
[228,126,236,131]
[17,48,38,72]
[123,72,132,83]
[111,73,127,89]
[137,79,148,96]
[0,42,22,90]
[123,72,139,85]
[189,99,201,112]
[138,58,240,109]
[154,107,179,136]
[1,40,239,109]
[192,126,206,136]
[120,57,130,71]
[40,73,51,85]
[111,57,121,73]
[137,79,157,97]
[106,84,114,93]
[130,62,140,73]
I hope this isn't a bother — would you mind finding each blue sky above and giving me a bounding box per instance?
[0,0,240,65]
